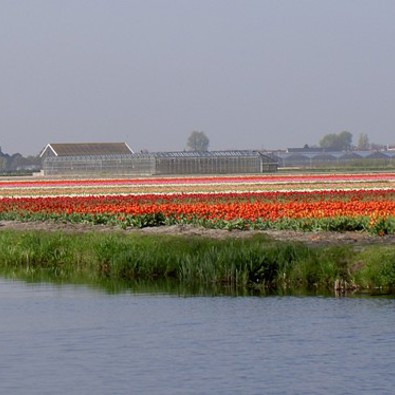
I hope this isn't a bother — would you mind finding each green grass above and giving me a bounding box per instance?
[0,229,394,295]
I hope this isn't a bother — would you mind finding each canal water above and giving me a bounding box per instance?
[1,278,394,395]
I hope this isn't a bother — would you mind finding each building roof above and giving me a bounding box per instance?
[272,150,395,160]
[40,142,133,157]
[144,150,275,159]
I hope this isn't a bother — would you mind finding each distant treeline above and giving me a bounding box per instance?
[0,148,41,173]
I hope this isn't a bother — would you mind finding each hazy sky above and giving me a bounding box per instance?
[1,0,395,156]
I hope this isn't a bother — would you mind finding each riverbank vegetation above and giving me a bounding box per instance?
[1,229,394,295]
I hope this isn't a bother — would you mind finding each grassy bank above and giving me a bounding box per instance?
[1,229,395,295]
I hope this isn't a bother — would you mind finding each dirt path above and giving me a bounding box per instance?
[1,220,395,247]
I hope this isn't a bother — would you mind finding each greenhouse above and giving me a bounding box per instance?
[40,143,277,176]
[272,149,395,168]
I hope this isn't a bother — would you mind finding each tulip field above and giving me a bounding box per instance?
[1,172,395,234]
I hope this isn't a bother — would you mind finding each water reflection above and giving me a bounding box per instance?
[2,270,388,298]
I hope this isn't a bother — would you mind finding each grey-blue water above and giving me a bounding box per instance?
[1,279,394,395]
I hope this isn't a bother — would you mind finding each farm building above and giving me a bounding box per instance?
[40,143,278,176]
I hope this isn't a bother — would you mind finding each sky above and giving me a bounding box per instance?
[1,0,395,156]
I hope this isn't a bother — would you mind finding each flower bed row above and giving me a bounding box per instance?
[1,189,395,235]
[2,172,395,188]
[1,172,395,197]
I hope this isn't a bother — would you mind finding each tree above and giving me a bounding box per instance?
[357,133,370,150]
[187,131,209,151]
[319,131,352,151]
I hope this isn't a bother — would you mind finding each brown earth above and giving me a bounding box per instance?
[1,220,395,248]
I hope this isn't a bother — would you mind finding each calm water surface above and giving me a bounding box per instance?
[0,278,394,395]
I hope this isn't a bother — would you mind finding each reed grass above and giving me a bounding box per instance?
[0,229,394,294]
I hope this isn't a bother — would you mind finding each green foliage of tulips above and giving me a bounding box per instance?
[2,210,395,235]
[0,229,395,295]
